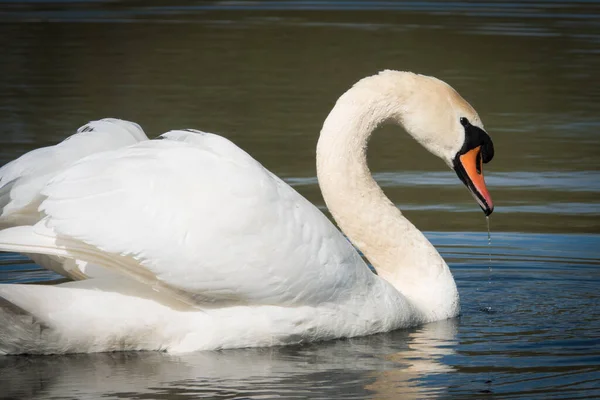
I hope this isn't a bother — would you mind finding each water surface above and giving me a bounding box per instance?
[0,1,599,398]
[1,233,598,399]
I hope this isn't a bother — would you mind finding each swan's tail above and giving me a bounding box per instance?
[0,226,89,354]
[0,280,193,354]
[0,285,67,355]
[0,221,204,354]
[0,224,204,354]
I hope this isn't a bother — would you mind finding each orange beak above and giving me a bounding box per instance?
[454,146,494,215]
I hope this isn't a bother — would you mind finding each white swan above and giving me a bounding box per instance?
[0,70,494,354]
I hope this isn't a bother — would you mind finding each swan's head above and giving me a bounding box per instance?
[321,70,495,215]
[374,71,495,215]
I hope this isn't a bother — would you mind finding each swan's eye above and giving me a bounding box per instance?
[460,117,469,127]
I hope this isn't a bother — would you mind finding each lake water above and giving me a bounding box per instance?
[0,0,599,399]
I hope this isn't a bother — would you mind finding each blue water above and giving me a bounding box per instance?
[1,232,598,399]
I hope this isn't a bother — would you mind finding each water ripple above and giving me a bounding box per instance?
[286,170,600,191]
[0,232,598,399]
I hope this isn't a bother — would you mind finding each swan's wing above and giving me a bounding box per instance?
[0,119,148,227]
[36,130,369,306]
[0,119,148,279]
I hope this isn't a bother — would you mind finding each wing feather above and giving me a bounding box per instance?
[39,131,370,305]
[0,119,148,227]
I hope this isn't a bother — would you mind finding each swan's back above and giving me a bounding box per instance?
[37,129,376,306]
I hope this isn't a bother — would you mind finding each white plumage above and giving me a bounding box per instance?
[0,71,493,354]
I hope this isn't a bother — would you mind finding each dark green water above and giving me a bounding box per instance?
[0,1,599,399]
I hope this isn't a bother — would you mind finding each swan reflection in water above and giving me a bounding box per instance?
[0,319,458,399]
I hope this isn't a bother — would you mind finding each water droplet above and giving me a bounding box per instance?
[485,215,493,387]
[486,215,492,265]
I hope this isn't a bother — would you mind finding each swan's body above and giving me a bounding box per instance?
[0,71,494,354]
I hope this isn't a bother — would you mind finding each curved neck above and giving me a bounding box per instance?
[316,77,459,319]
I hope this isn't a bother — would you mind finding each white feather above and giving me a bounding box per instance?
[0,119,148,279]
[38,134,374,306]
[0,118,148,227]
[0,71,486,354]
